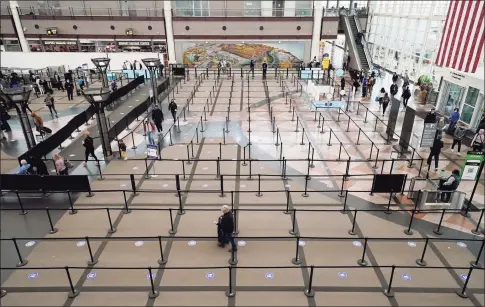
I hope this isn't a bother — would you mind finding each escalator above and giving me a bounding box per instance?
[341,14,371,72]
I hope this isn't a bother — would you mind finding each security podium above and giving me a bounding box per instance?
[408,177,466,211]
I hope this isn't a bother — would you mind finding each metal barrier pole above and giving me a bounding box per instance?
[157,235,167,265]
[470,239,484,268]
[383,265,396,297]
[46,207,58,234]
[433,209,446,235]
[177,190,186,215]
[168,208,176,234]
[247,159,253,180]
[12,238,28,267]
[471,209,485,235]
[130,174,139,196]
[416,237,429,266]
[302,175,309,197]
[284,190,291,214]
[86,236,98,265]
[233,208,239,234]
[348,209,358,235]
[292,237,301,265]
[106,208,116,233]
[97,163,103,181]
[65,266,80,298]
[66,190,77,214]
[295,117,299,131]
[123,190,131,214]
[219,175,225,197]
[305,265,315,297]
[275,128,280,146]
[256,174,263,197]
[147,267,159,298]
[384,191,393,214]
[216,157,221,179]
[289,209,297,235]
[16,191,28,215]
[456,267,473,298]
[228,245,238,265]
[357,237,368,266]
[225,266,235,297]
[404,209,416,235]
[300,128,305,145]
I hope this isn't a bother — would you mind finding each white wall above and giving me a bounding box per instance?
[0,52,164,70]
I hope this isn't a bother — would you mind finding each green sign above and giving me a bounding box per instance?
[460,152,484,180]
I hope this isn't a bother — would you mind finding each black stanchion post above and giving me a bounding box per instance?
[284,190,291,214]
[289,209,297,235]
[340,190,349,213]
[12,238,28,267]
[106,208,116,233]
[16,191,27,215]
[157,235,167,265]
[403,209,416,235]
[177,190,185,215]
[256,174,263,197]
[123,190,131,214]
[348,209,358,235]
[302,175,309,197]
[470,239,484,268]
[225,266,235,297]
[384,191,393,214]
[168,208,176,234]
[86,236,97,265]
[383,265,396,297]
[46,207,58,234]
[65,266,80,298]
[357,237,368,266]
[233,208,239,234]
[130,174,139,196]
[456,267,473,298]
[219,175,226,197]
[292,237,301,265]
[471,209,485,235]
[433,209,446,235]
[305,265,315,297]
[67,190,77,214]
[147,267,159,298]
[416,237,429,266]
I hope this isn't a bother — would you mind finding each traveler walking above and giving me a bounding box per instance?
[377,87,386,111]
[218,205,236,252]
[54,153,69,175]
[20,101,33,114]
[151,104,164,133]
[82,131,99,166]
[401,86,411,109]
[471,129,485,151]
[390,82,398,97]
[36,77,44,95]
[392,72,398,84]
[448,108,460,133]
[54,73,64,91]
[362,76,368,98]
[249,60,255,77]
[168,99,178,121]
[427,135,444,171]
[31,112,51,135]
[436,117,446,139]
[424,108,437,123]
[0,105,11,132]
[450,123,466,155]
[65,80,74,101]
[262,62,268,80]
[438,169,461,202]
[381,92,390,116]
[145,119,156,145]
[45,92,58,117]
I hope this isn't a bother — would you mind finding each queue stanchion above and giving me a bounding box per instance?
[157,235,167,265]
[225,266,236,297]
[228,242,238,265]
[168,208,177,234]
[46,207,58,234]
[15,191,28,215]
[471,209,485,235]
[219,175,226,197]
[416,237,429,266]
[433,209,446,235]
[144,158,151,179]
[470,239,484,268]
[216,157,221,179]
[404,209,416,235]
[302,175,309,197]
[106,208,117,233]
[147,267,159,298]
[97,162,103,181]
[327,129,332,146]
[12,238,28,267]
[300,128,305,145]
[456,267,474,298]
[384,191,393,214]
[275,128,280,146]
[340,190,349,214]
[242,146,247,166]
[357,237,369,266]
[256,174,263,197]
[304,265,315,297]
[383,265,396,297]
[348,209,358,235]
[284,190,291,214]
[86,236,98,265]
[177,190,185,215]
[130,174,139,196]
[191,141,195,158]
[66,190,77,214]
[65,266,80,298]
[291,237,301,265]
[123,190,131,214]
[289,209,297,235]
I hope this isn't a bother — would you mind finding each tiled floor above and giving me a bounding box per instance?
[1,72,484,306]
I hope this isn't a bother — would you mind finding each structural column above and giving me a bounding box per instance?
[311,1,324,60]
[9,0,29,52]
[163,0,176,63]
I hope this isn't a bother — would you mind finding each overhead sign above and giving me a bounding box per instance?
[147,144,159,159]
[44,41,77,45]
[313,101,344,108]
[420,123,437,147]
[118,41,150,46]
[460,151,484,180]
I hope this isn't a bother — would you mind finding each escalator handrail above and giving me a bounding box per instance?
[341,15,363,71]
[352,15,373,70]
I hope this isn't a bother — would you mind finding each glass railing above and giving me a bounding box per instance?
[172,8,314,17]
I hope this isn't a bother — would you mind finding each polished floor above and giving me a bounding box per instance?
[0,71,484,307]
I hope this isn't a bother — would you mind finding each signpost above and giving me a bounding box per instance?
[147,144,159,160]
[420,123,437,147]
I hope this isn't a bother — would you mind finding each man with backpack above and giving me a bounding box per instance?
[168,99,178,121]
[390,82,398,97]
[151,104,164,133]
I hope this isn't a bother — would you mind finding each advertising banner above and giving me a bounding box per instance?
[460,152,484,180]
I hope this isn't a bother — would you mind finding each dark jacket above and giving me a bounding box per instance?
[65,82,74,91]
[168,102,178,113]
[152,108,164,123]
[83,136,94,151]
[220,211,234,233]
[262,63,268,71]
[381,95,390,105]
[390,83,398,95]
[341,78,345,89]
[430,138,444,154]
[402,88,411,99]
[119,142,127,152]
[424,112,437,123]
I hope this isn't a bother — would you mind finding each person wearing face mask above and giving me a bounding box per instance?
[424,108,437,123]
[471,129,485,151]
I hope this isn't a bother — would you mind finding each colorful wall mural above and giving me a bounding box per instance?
[182,42,304,68]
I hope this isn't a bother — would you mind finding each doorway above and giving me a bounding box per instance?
[273,0,284,17]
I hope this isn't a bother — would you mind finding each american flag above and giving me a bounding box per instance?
[435,0,485,73]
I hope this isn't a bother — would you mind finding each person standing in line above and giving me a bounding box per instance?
[82,131,99,167]
[219,205,236,252]
[151,104,164,133]
[54,153,68,175]
[54,73,64,91]
[168,99,178,121]
[401,86,411,109]
[427,135,444,171]
[471,129,485,151]
[249,60,255,77]
[381,92,390,116]
[262,61,268,80]
[65,80,74,101]
[44,92,58,117]
[361,76,368,98]
[450,123,466,155]
[215,214,225,247]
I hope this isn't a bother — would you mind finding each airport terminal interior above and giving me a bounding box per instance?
[0,1,484,306]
